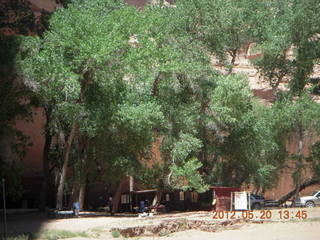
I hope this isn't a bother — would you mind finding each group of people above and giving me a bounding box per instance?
[71,196,153,217]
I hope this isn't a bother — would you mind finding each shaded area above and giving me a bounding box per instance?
[0,210,136,237]
[1,212,48,235]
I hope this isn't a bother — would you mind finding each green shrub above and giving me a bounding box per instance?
[159,230,170,237]
[111,230,121,238]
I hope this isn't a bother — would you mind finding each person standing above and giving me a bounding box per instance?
[139,200,145,213]
[73,201,80,217]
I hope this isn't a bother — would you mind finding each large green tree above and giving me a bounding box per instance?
[18,0,149,209]
[127,3,216,195]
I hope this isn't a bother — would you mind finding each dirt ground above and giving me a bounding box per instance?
[3,208,320,239]
[141,222,320,240]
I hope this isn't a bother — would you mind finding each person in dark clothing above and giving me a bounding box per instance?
[139,200,147,213]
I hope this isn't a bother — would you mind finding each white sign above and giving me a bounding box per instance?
[234,191,248,210]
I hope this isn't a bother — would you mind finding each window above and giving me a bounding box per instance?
[121,194,130,204]
[179,191,185,201]
[191,192,198,203]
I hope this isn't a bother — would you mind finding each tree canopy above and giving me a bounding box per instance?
[13,0,320,209]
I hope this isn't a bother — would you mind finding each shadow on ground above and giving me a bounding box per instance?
[0,210,139,239]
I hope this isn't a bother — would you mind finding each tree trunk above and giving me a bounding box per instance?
[79,182,86,210]
[293,126,304,205]
[254,186,261,195]
[152,72,164,97]
[69,181,78,208]
[39,106,52,211]
[277,179,319,205]
[56,122,77,210]
[112,179,126,214]
[271,74,284,103]
[271,86,278,103]
[228,48,238,74]
[152,190,163,206]
[77,135,88,210]
[55,64,89,210]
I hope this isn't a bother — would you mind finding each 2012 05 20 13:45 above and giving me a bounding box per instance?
[212,210,308,220]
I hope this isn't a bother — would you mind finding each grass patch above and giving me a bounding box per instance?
[90,226,105,233]
[111,230,121,238]
[8,234,30,240]
[89,226,106,237]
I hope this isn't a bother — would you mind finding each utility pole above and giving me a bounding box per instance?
[2,178,7,240]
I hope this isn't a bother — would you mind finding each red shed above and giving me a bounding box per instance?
[210,186,241,211]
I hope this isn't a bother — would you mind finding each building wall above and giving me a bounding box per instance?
[265,132,320,199]
[14,108,46,177]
